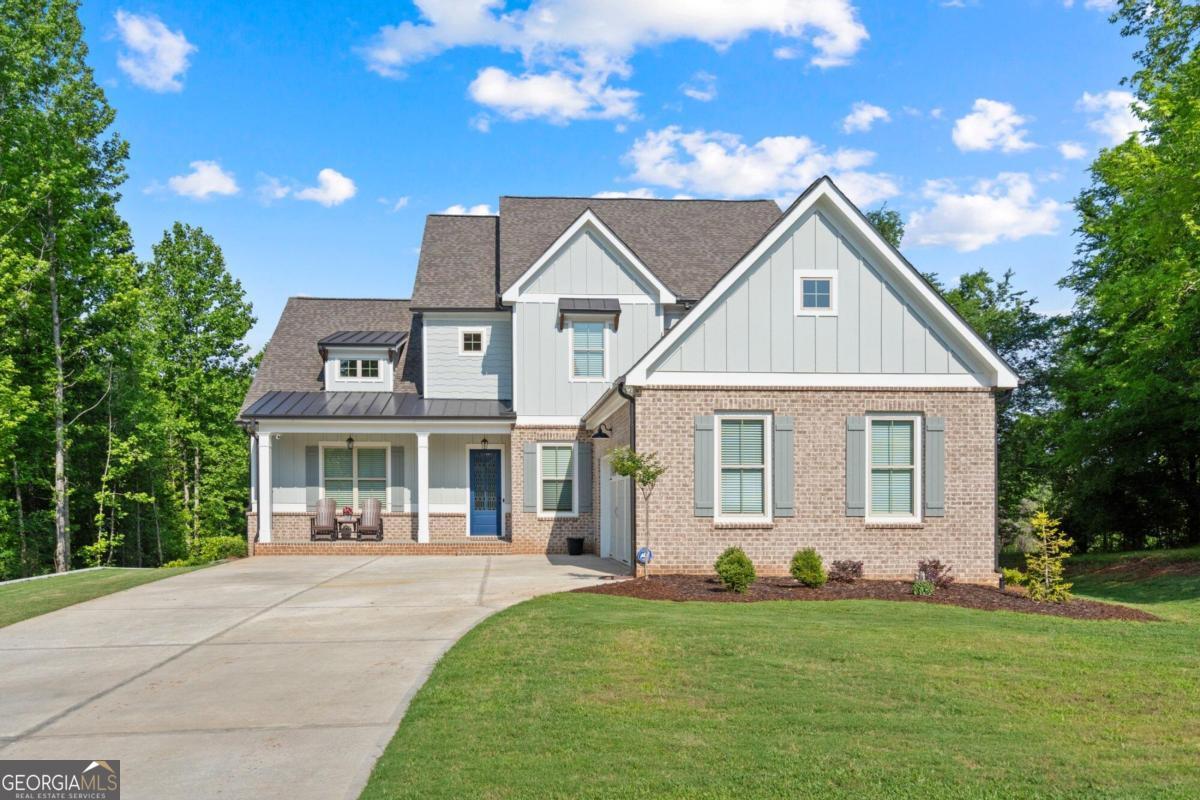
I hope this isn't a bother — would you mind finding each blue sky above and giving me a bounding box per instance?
[79,0,1139,349]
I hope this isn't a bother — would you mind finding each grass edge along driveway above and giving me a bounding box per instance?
[0,566,201,628]
[362,552,1200,800]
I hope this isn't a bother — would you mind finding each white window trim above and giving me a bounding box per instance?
[331,357,388,384]
[713,413,773,523]
[463,442,508,537]
[795,269,838,316]
[459,327,487,356]
[865,414,923,523]
[318,441,392,512]
[567,320,609,383]
[536,442,579,519]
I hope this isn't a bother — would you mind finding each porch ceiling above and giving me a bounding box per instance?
[242,391,515,420]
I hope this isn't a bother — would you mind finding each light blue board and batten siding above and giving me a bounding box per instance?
[522,228,658,296]
[513,302,661,416]
[268,432,510,510]
[511,226,664,417]
[422,315,513,400]
[652,209,979,377]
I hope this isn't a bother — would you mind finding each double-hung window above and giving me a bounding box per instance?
[571,321,605,380]
[538,444,576,515]
[868,417,920,519]
[717,414,770,519]
[323,446,388,511]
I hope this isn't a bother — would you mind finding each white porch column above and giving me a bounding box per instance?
[256,434,273,543]
[416,432,430,543]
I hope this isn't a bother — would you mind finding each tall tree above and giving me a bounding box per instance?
[865,205,905,250]
[0,0,138,571]
[1054,0,1200,548]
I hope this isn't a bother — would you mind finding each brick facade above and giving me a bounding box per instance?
[631,386,999,584]
[509,425,598,555]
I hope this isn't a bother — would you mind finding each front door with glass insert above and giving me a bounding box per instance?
[469,449,501,536]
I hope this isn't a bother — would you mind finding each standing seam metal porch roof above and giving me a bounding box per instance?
[243,391,514,419]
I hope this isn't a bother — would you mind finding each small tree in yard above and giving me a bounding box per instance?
[1025,509,1073,603]
[608,446,666,578]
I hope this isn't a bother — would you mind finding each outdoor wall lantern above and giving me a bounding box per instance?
[480,438,490,449]
[591,424,611,440]
[346,436,355,451]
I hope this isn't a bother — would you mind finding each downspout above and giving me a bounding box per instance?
[242,421,260,544]
[616,378,638,575]
[993,387,1012,575]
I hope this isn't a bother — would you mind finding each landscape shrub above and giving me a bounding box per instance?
[161,558,191,569]
[196,536,247,562]
[917,559,954,588]
[790,548,827,587]
[1025,510,1073,603]
[912,580,935,596]
[714,547,756,593]
[828,560,863,583]
[1001,567,1027,589]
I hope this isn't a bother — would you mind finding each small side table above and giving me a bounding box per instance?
[335,515,359,540]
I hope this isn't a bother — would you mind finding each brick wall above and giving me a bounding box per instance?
[632,386,999,583]
[510,425,597,555]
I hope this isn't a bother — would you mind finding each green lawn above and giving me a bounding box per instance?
[0,567,200,628]
[362,552,1200,800]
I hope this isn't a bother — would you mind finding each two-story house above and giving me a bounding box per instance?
[239,177,1017,581]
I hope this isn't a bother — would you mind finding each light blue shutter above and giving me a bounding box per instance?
[522,443,537,512]
[694,416,714,517]
[577,443,593,513]
[305,445,319,511]
[846,417,866,517]
[773,416,794,517]
[390,446,405,512]
[924,417,945,517]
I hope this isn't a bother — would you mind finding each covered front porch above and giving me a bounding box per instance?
[249,418,514,550]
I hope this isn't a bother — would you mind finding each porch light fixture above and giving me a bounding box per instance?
[346,436,354,451]
[480,438,489,449]
[591,423,611,440]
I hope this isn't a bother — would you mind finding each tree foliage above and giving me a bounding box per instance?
[608,445,666,576]
[1053,0,1200,549]
[1024,510,1073,603]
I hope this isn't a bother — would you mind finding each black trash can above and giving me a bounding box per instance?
[566,537,584,556]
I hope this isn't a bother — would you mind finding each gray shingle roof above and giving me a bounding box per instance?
[240,298,417,415]
[410,214,498,309]
[243,391,513,419]
[499,197,781,302]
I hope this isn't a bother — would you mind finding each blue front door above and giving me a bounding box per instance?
[469,449,502,536]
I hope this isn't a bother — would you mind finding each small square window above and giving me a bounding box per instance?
[803,278,831,309]
[339,360,357,378]
[360,360,379,378]
[461,331,483,353]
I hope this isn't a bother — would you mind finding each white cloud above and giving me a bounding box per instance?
[362,1,867,122]
[1077,90,1143,145]
[167,161,239,199]
[255,174,291,203]
[842,101,890,133]
[114,10,195,92]
[391,196,410,212]
[468,66,637,123]
[681,71,717,102]
[593,188,659,198]
[908,172,1063,252]
[441,203,495,215]
[295,168,357,207]
[952,99,1035,153]
[1058,141,1087,160]
[624,126,899,206]
[1063,0,1117,9]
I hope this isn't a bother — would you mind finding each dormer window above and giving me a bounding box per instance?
[339,359,379,379]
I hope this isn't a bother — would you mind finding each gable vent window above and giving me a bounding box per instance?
[795,270,838,316]
[460,328,485,355]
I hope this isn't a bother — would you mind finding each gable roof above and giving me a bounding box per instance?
[240,297,419,415]
[623,177,1020,389]
[410,214,498,309]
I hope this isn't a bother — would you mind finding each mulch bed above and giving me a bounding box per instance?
[576,574,1158,621]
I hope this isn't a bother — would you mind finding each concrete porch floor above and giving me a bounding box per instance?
[0,555,624,800]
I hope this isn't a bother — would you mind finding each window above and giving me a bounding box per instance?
[795,270,838,315]
[717,415,770,518]
[323,446,388,510]
[868,417,920,518]
[460,329,484,354]
[571,321,605,379]
[538,444,576,515]
[337,359,380,379]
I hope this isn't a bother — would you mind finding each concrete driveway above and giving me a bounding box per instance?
[0,555,622,799]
